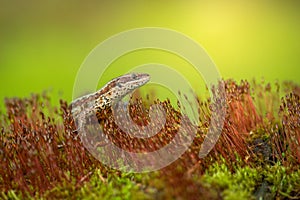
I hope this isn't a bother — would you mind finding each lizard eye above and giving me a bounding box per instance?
[132,73,137,79]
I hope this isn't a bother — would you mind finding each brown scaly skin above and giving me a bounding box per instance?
[69,73,150,132]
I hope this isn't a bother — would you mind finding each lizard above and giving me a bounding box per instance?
[69,73,150,133]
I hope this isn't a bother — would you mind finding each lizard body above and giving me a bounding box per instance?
[69,73,150,131]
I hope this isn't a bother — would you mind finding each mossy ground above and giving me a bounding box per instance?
[1,80,299,199]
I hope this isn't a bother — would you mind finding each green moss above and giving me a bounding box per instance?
[1,190,22,200]
[40,169,157,200]
[264,163,300,199]
[202,160,262,200]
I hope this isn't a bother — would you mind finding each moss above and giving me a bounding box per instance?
[0,80,300,199]
[264,163,300,199]
[42,169,156,200]
[202,160,262,200]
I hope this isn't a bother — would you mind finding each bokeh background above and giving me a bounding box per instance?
[1,0,299,106]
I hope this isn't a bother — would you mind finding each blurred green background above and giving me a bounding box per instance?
[1,0,299,106]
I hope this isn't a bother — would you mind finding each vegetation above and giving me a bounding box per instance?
[0,80,299,199]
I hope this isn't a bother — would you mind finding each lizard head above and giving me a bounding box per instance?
[95,73,150,109]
